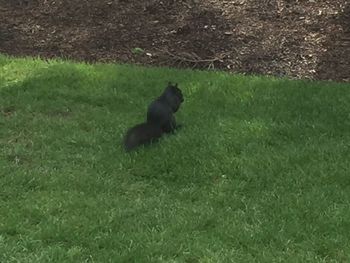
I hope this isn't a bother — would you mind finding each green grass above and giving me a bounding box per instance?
[0,53,350,263]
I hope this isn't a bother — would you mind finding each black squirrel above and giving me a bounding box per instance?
[123,82,184,151]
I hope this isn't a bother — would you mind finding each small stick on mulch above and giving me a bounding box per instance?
[156,48,229,70]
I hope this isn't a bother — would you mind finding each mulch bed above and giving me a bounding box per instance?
[0,0,349,82]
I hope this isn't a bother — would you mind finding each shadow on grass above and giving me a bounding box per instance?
[1,61,349,187]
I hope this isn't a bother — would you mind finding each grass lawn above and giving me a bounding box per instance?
[1,54,350,262]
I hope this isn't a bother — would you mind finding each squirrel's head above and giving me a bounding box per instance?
[167,82,184,102]
[164,82,184,112]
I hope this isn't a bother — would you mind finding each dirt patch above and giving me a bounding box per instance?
[0,0,349,82]
[1,105,16,117]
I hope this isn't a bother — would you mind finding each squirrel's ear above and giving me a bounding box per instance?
[168,81,172,86]
[175,83,178,87]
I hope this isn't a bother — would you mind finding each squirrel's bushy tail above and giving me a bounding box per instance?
[123,122,163,151]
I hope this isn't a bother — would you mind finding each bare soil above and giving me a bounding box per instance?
[0,0,349,81]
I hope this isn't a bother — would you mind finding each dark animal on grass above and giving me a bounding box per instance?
[123,82,184,151]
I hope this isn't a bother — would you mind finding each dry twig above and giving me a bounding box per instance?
[156,48,229,69]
